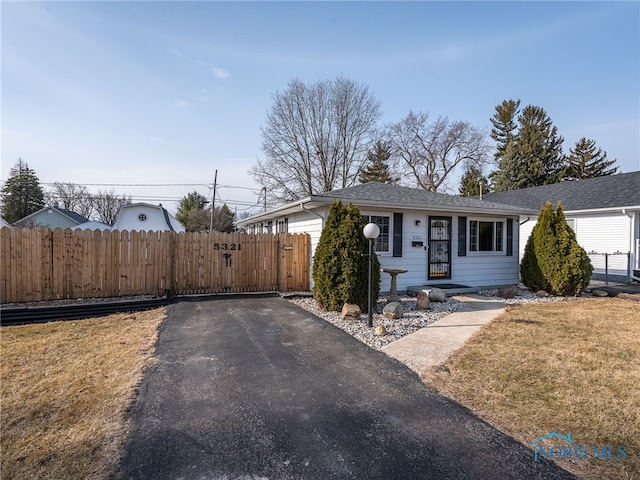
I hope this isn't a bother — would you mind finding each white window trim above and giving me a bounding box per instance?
[468,218,506,255]
[363,213,392,255]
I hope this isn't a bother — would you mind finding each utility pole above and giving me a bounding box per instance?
[210,170,217,232]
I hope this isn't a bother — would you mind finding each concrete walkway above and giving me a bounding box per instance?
[382,294,505,376]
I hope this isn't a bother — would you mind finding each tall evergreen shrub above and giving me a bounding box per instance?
[521,202,593,296]
[313,200,380,311]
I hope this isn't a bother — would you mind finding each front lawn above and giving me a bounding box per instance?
[423,297,640,480]
[1,309,165,480]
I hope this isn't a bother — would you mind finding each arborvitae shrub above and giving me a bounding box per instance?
[521,201,593,296]
[312,200,380,311]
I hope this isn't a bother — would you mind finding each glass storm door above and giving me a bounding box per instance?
[428,216,452,280]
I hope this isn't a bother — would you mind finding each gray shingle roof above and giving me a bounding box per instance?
[54,207,89,224]
[312,182,532,214]
[484,171,640,211]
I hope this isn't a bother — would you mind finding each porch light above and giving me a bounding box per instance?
[363,222,380,327]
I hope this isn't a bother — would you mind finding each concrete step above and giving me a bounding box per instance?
[407,285,484,296]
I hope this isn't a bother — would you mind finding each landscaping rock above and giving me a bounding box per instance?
[341,303,362,320]
[374,325,388,336]
[591,289,610,298]
[416,291,431,310]
[496,285,518,299]
[383,302,403,319]
[428,288,446,302]
[535,290,549,298]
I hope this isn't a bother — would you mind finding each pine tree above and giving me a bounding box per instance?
[515,105,565,187]
[1,159,45,224]
[213,204,235,233]
[490,99,520,163]
[359,141,399,184]
[490,104,566,191]
[565,137,618,180]
[312,200,380,312]
[458,165,489,196]
[521,202,592,296]
[176,191,210,232]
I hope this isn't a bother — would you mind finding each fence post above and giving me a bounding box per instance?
[605,253,608,285]
[165,231,173,298]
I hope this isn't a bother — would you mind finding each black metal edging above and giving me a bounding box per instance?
[0,297,169,327]
[0,291,288,326]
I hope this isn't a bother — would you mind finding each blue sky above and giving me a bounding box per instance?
[2,1,639,214]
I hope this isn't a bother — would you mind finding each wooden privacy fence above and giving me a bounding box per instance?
[0,227,310,304]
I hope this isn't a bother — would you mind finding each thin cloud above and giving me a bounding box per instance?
[170,48,230,79]
[172,98,191,108]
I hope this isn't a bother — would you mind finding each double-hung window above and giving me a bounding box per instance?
[364,215,390,253]
[469,220,504,252]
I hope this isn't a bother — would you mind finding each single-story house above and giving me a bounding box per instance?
[112,203,185,233]
[12,206,88,229]
[237,182,535,293]
[484,171,640,283]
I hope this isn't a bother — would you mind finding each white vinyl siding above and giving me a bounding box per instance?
[518,212,634,279]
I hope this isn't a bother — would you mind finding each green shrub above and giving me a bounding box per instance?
[521,201,593,296]
[312,200,380,311]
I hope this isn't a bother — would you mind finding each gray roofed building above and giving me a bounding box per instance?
[13,206,89,229]
[481,171,640,283]
[240,182,535,224]
[484,171,640,212]
[238,182,536,293]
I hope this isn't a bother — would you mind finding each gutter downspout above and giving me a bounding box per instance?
[301,202,325,229]
[519,217,531,226]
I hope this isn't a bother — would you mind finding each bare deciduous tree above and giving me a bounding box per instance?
[45,182,94,218]
[249,77,381,203]
[385,111,490,192]
[92,190,131,225]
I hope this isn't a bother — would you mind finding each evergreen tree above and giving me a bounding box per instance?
[565,137,618,180]
[521,202,592,296]
[490,103,566,191]
[312,200,380,312]
[458,165,490,196]
[213,204,235,233]
[1,159,45,224]
[359,141,399,184]
[490,99,520,163]
[176,191,210,232]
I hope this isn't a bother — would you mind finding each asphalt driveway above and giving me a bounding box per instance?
[119,295,575,480]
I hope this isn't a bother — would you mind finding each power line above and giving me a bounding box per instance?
[41,182,263,192]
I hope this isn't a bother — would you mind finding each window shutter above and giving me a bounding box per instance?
[458,216,467,256]
[506,218,514,256]
[393,213,403,257]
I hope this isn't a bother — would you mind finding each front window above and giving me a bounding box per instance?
[364,215,390,253]
[470,220,504,252]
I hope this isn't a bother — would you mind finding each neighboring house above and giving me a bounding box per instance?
[484,171,640,282]
[71,220,111,231]
[237,182,535,293]
[12,206,88,229]
[112,203,185,233]
[0,217,10,228]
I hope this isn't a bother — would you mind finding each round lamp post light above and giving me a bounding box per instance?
[363,222,380,327]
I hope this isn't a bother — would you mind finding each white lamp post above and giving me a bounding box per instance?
[363,222,380,327]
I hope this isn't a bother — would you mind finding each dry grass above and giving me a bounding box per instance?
[423,297,640,480]
[1,309,165,480]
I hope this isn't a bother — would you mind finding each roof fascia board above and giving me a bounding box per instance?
[562,205,640,215]
[238,196,533,225]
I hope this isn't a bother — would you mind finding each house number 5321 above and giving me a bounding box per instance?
[213,243,242,251]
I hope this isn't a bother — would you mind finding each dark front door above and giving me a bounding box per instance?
[428,216,452,280]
